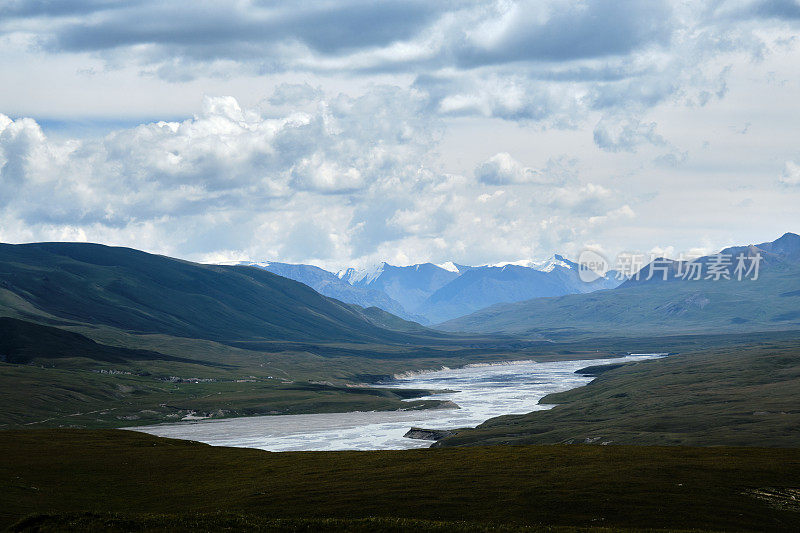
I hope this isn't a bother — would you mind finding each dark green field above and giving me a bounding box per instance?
[2,430,799,532]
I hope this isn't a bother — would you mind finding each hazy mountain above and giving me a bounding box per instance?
[235,261,421,322]
[244,255,621,325]
[439,233,800,337]
[0,242,446,346]
[338,262,462,316]
[618,232,800,287]
[417,256,621,324]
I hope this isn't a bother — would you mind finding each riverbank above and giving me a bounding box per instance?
[438,336,800,447]
[133,355,660,451]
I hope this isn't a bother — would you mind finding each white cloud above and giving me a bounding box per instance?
[0,90,642,268]
[2,2,799,268]
[593,115,665,153]
[475,153,538,184]
[475,152,580,185]
[779,160,800,185]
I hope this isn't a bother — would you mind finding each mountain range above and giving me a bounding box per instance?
[2,233,797,350]
[238,255,621,324]
[441,232,800,337]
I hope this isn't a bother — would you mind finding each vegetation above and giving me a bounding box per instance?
[1,430,799,532]
[0,242,453,345]
[439,335,800,447]
[9,513,675,533]
[440,259,800,337]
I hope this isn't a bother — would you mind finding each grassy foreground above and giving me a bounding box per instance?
[2,430,799,532]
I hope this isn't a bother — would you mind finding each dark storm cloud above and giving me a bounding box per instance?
[453,0,674,67]
[744,0,800,19]
[3,0,797,127]
[44,0,449,57]
[0,0,132,19]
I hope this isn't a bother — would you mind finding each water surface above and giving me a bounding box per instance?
[135,354,662,451]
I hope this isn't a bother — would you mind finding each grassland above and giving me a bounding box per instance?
[2,430,799,532]
[6,316,800,431]
[439,335,800,447]
[0,363,451,429]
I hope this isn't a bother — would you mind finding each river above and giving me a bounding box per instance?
[134,354,663,451]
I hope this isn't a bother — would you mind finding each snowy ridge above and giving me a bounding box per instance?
[215,252,618,326]
[486,255,572,272]
[337,262,386,285]
[436,261,461,273]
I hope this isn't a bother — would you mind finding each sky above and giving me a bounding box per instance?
[1,0,799,270]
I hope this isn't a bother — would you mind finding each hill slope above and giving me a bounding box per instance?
[438,334,800,447]
[439,233,800,337]
[0,242,442,346]
[0,317,200,365]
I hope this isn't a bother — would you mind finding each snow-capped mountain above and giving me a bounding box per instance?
[232,261,420,322]
[414,255,620,324]
[229,254,621,326]
[337,262,461,315]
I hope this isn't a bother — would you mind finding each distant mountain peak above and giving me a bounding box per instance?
[435,261,460,273]
[486,255,573,272]
[337,262,386,285]
[770,232,800,251]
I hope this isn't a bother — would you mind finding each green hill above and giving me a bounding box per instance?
[437,334,800,447]
[0,317,204,366]
[0,242,445,346]
[439,233,800,338]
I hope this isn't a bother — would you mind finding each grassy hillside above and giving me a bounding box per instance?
[440,234,800,338]
[0,362,446,429]
[0,317,462,428]
[438,335,800,447]
[439,263,800,337]
[2,430,799,532]
[5,308,799,429]
[0,242,452,346]
[0,317,208,366]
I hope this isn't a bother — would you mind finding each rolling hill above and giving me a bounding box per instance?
[439,233,800,337]
[0,242,445,346]
[0,317,202,366]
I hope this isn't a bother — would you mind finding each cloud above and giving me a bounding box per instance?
[779,160,800,185]
[593,116,666,152]
[715,0,800,20]
[453,0,674,67]
[0,92,637,267]
[547,183,615,215]
[475,153,537,185]
[3,2,798,267]
[475,152,576,185]
[268,83,324,107]
[3,0,795,128]
[43,1,445,56]
[0,87,437,224]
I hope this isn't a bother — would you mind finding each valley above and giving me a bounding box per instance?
[2,236,800,532]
